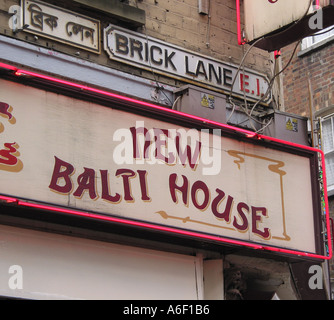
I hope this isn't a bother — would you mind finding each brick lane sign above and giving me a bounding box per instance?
[0,76,329,259]
[16,0,270,104]
[104,24,271,104]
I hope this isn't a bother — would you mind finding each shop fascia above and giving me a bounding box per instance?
[0,64,331,261]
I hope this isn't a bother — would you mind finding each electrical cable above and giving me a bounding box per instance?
[227,37,264,103]
[172,94,182,110]
[131,0,173,106]
[240,44,258,131]
[226,37,264,124]
[228,0,314,131]
[142,25,173,106]
[249,39,302,120]
[228,38,301,133]
[249,0,314,113]
[227,40,274,130]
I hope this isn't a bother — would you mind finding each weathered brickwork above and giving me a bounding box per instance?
[137,0,271,76]
[282,41,334,117]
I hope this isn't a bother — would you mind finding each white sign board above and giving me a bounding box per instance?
[104,24,271,104]
[243,0,314,43]
[0,78,322,256]
[22,0,100,53]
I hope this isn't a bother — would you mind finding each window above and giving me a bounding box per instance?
[321,115,334,195]
[301,26,334,51]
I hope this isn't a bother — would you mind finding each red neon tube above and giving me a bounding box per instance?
[0,62,18,71]
[15,66,326,152]
[0,195,18,203]
[0,196,264,251]
[13,68,259,137]
[331,218,334,249]
[0,194,330,259]
[236,0,246,45]
[0,62,332,260]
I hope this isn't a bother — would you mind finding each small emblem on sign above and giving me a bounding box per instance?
[201,93,215,109]
[286,117,298,132]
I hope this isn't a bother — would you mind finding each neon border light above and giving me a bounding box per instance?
[0,196,265,250]
[0,62,332,260]
[236,0,246,45]
[0,194,330,260]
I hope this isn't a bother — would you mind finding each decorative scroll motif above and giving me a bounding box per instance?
[22,0,100,53]
[0,102,23,173]
[156,210,236,231]
[154,149,291,243]
[227,150,291,242]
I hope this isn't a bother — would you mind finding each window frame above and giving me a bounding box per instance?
[321,113,334,196]
[300,26,334,54]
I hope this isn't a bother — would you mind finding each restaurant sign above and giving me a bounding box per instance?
[21,0,100,53]
[0,77,327,258]
[104,24,271,103]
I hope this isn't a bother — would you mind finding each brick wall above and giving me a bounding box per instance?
[137,0,272,76]
[282,41,334,117]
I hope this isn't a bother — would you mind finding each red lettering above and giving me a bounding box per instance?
[175,133,201,169]
[130,126,202,169]
[137,170,151,201]
[233,202,249,231]
[0,142,19,166]
[211,189,233,223]
[100,169,121,203]
[49,156,74,194]
[73,167,98,200]
[130,126,152,159]
[251,206,270,239]
[169,173,189,206]
[256,78,260,97]
[50,157,152,204]
[153,128,175,164]
[49,159,272,241]
[191,180,210,210]
[116,168,136,202]
[168,175,270,239]
[240,73,250,93]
